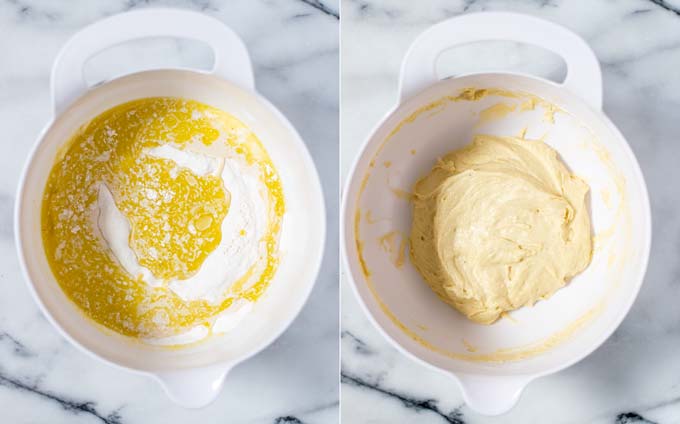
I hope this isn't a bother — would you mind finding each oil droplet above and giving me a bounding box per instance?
[195,214,213,231]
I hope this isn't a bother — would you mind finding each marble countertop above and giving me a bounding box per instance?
[0,0,338,423]
[341,0,680,423]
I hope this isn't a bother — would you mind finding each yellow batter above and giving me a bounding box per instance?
[42,97,284,340]
[410,135,592,324]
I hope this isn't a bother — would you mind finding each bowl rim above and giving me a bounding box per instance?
[341,71,652,380]
[15,68,327,375]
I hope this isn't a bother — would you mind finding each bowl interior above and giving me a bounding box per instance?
[17,70,325,371]
[344,73,649,376]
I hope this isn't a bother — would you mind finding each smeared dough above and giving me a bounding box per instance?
[410,135,592,324]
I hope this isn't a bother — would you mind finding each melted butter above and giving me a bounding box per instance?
[601,188,612,209]
[365,210,382,224]
[355,209,371,278]
[386,173,412,201]
[389,186,412,201]
[372,88,563,164]
[501,311,519,324]
[378,231,398,253]
[475,102,517,126]
[42,97,284,340]
[377,230,407,269]
[116,154,229,280]
[462,339,478,353]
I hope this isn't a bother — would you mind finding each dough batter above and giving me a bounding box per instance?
[410,135,592,324]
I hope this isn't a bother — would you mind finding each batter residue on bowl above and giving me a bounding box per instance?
[42,97,284,345]
[410,134,593,324]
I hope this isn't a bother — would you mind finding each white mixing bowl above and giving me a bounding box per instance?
[342,12,651,415]
[15,9,325,408]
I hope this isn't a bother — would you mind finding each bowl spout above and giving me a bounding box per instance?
[153,363,234,408]
[455,373,533,416]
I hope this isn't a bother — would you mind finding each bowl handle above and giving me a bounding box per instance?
[152,363,234,408]
[454,373,533,416]
[398,12,602,110]
[50,8,254,115]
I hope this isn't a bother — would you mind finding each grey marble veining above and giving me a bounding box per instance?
[341,0,680,423]
[0,0,338,423]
